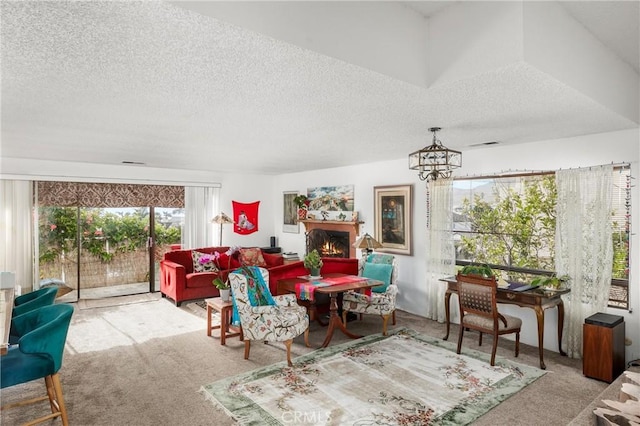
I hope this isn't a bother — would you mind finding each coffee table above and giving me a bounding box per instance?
[205,297,242,345]
[277,273,381,348]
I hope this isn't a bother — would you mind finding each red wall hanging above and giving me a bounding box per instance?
[232,201,259,235]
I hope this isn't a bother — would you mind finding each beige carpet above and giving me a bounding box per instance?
[1,293,607,425]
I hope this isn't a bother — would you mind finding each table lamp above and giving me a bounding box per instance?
[211,212,234,246]
[353,233,382,257]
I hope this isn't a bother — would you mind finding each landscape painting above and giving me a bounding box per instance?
[307,185,354,212]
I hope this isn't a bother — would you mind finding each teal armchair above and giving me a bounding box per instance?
[1,303,74,426]
[13,286,58,317]
[10,286,59,344]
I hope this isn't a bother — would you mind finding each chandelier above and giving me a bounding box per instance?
[408,127,462,181]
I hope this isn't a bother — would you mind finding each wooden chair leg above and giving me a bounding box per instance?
[381,315,390,336]
[244,340,251,360]
[342,311,348,328]
[490,334,498,366]
[284,339,293,367]
[515,332,520,357]
[303,328,310,347]
[392,310,396,325]
[44,376,57,414]
[479,332,483,346]
[51,373,69,426]
[456,325,464,354]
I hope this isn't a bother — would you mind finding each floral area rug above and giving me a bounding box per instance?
[200,328,545,425]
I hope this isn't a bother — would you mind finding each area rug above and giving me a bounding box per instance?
[201,328,545,425]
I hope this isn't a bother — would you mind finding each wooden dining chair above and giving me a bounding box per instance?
[456,272,522,366]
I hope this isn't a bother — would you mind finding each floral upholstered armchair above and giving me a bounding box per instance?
[229,267,309,366]
[342,253,399,336]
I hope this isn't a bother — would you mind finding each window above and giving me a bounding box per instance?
[453,167,631,309]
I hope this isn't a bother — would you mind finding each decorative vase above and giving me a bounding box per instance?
[298,208,307,220]
[219,288,231,302]
[309,267,320,277]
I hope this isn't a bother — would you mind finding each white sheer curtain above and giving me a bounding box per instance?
[0,180,34,293]
[424,178,456,322]
[182,187,219,249]
[556,165,613,358]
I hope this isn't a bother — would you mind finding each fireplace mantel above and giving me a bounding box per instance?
[300,220,363,258]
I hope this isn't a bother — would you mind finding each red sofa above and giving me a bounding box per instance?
[159,246,284,306]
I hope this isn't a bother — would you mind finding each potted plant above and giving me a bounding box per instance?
[293,194,311,220]
[213,277,231,302]
[303,249,323,277]
[210,246,240,302]
[531,274,570,290]
[460,263,495,278]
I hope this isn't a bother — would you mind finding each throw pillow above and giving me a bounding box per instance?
[239,248,267,267]
[192,251,219,273]
[362,262,393,293]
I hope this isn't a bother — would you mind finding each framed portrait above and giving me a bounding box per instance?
[283,191,299,233]
[374,184,413,255]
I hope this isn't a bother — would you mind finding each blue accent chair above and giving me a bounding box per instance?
[13,286,58,317]
[1,304,74,426]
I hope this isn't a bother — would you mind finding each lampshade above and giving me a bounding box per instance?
[353,233,383,251]
[211,212,234,246]
[409,127,461,181]
[211,212,234,225]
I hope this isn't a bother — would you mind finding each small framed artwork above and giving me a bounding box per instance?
[283,191,299,233]
[374,184,413,255]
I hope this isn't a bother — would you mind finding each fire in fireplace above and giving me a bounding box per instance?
[306,229,350,258]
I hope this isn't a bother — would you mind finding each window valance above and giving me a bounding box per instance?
[36,181,184,208]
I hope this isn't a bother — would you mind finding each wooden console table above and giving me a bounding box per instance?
[442,277,569,369]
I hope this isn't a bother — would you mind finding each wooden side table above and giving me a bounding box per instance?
[206,297,241,345]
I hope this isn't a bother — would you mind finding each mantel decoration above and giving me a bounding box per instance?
[409,127,462,181]
[211,212,234,246]
[293,194,310,220]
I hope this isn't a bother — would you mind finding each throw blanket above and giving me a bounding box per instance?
[231,266,275,326]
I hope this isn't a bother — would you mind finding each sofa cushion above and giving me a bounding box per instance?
[215,252,242,270]
[239,248,267,267]
[262,252,284,267]
[192,251,219,273]
[362,262,393,293]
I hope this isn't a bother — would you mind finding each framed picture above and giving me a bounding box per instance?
[283,191,299,233]
[374,184,413,255]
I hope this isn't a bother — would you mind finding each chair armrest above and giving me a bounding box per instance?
[19,318,64,355]
[273,294,298,306]
[498,313,508,328]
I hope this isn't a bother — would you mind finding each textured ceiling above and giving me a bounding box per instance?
[1,1,638,175]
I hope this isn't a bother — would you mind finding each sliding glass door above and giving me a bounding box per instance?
[37,205,182,301]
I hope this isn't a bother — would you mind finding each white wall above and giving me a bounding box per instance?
[274,128,640,359]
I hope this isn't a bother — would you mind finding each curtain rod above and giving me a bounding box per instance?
[455,162,631,181]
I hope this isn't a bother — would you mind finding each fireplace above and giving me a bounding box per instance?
[300,219,363,258]
[306,229,349,258]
